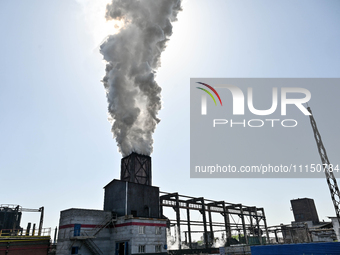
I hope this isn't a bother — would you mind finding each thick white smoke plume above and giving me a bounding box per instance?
[100,0,182,157]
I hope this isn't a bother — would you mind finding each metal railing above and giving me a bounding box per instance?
[0,228,51,238]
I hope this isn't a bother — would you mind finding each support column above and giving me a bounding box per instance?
[254,208,262,245]
[261,208,269,244]
[274,230,278,243]
[38,207,44,236]
[222,202,231,246]
[208,205,214,245]
[239,204,248,245]
[249,208,254,243]
[186,202,192,249]
[200,198,208,249]
[175,193,181,250]
[281,224,287,243]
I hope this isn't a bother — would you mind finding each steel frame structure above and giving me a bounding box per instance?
[160,192,269,249]
[307,107,340,225]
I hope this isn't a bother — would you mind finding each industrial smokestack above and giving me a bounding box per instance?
[100,0,182,157]
[121,152,152,185]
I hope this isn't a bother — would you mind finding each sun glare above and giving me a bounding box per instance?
[78,0,121,48]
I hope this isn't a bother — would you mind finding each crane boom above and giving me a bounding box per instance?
[308,107,340,225]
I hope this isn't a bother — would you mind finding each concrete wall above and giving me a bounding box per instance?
[114,217,167,254]
[56,208,112,255]
[56,209,167,255]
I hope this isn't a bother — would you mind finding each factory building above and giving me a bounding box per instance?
[56,208,167,255]
[291,198,320,225]
[56,153,167,255]
[267,198,337,244]
[56,153,272,255]
[0,205,52,255]
[290,198,336,242]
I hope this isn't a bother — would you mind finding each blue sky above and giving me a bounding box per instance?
[1,0,340,239]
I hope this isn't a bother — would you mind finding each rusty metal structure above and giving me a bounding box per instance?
[160,192,269,249]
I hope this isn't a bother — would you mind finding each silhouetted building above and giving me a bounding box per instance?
[291,198,319,224]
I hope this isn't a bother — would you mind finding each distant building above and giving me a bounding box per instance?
[291,198,319,224]
[286,198,336,243]
[0,204,52,255]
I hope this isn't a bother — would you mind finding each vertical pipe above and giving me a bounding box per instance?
[125,182,128,215]
[149,155,152,186]
[186,203,192,249]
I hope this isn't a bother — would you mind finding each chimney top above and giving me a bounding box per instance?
[120,152,152,185]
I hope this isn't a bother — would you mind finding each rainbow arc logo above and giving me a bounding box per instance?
[196,82,223,106]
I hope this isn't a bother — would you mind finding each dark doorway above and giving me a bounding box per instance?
[71,246,79,254]
[119,242,125,255]
[116,241,129,255]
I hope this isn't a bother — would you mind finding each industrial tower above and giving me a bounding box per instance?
[307,107,340,225]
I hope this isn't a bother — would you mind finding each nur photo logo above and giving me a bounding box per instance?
[196,82,312,128]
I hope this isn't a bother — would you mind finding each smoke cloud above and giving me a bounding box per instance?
[100,0,182,157]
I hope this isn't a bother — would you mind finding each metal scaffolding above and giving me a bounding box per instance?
[160,192,269,249]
